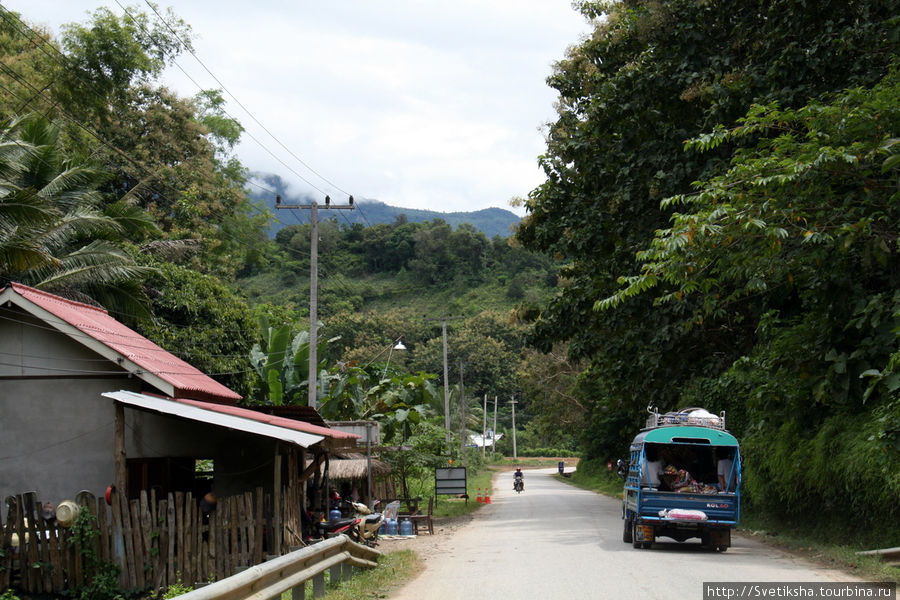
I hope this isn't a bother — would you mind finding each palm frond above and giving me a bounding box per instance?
[32,207,124,252]
[139,238,202,261]
[0,187,61,227]
[104,199,161,239]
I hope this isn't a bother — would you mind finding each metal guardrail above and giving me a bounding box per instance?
[175,535,380,600]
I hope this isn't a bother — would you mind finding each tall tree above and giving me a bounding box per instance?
[0,114,158,316]
[599,71,900,527]
[517,0,899,457]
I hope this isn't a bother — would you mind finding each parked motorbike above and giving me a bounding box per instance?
[349,501,384,546]
[307,510,361,543]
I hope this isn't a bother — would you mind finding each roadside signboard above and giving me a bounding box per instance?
[435,467,467,496]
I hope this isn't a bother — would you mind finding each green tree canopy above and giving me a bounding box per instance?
[0,114,158,316]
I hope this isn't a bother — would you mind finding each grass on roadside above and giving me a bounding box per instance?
[280,550,419,600]
[431,466,496,519]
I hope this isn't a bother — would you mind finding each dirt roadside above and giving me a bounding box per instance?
[374,508,480,560]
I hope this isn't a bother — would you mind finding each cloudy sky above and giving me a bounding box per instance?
[4,1,592,215]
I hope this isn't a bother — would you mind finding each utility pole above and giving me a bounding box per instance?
[459,361,466,469]
[510,396,518,461]
[492,395,498,459]
[481,393,487,460]
[276,195,354,409]
[423,315,463,451]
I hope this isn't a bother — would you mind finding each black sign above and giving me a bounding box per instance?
[435,467,467,495]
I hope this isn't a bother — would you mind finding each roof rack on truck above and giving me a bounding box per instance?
[644,406,727,431]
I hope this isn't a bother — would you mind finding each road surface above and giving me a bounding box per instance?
[387,468,856,600]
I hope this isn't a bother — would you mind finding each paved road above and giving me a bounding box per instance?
[388,468,855,600]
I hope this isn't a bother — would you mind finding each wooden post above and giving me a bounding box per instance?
[114,403,126,493]
[313,572,326,598]
[273,450,282,555]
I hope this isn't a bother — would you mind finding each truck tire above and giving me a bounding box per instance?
[632,522,641,548]
[623,516,633,543]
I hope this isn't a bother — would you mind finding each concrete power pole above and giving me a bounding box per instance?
[482,393,487,460]
[424,315,462,452]
[276,195,354,409]
[459,362,466,468]
[443,320,451,448]
[510,396,518,461]
[492,395,498,459]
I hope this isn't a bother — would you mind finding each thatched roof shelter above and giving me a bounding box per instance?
[309,453,392,480]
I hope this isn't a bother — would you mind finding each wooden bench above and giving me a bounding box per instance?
[406,496,434,535]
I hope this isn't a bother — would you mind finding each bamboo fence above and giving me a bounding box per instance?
[0,483,305,596]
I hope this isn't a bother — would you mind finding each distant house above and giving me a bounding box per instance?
[0,282,356,504]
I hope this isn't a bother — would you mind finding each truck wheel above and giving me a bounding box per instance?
[717,545,728,552]
[623,517,633,543]
[631,522,641,549]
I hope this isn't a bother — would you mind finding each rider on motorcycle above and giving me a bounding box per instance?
[513,467,524,491]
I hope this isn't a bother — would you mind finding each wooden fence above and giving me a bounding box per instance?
[0,485,305,596]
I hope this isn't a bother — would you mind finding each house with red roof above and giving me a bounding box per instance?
[0,282,357,506]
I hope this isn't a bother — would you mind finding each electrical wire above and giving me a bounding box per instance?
[138,0,353,199]
[0,5,282,210]
[0,9,416,363]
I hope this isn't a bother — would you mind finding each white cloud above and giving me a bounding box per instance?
[4,0,591,216]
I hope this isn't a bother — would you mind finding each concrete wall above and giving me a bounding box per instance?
[0,377,139,502]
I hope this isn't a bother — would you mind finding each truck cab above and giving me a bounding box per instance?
[619,407,740,551]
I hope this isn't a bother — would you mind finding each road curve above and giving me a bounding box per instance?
[388,468,854,600]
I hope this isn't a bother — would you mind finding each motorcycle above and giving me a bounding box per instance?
[349,501,384,546]
[307,510,362,543]
[513,477,524,493]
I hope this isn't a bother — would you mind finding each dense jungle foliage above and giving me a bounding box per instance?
[517,0,899,540]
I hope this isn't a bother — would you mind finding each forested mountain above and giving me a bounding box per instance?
[249,172,521,238]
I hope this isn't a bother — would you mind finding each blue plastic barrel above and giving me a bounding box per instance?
[386,518,398,535]
[329,509,342,521]
[399,519,413,536]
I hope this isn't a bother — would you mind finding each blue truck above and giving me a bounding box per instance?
[618,407,741,551]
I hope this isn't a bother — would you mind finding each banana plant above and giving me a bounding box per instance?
[248,316,337,405]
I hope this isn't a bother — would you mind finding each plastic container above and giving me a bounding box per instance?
[386,518,398,535]
[399,518,413,536]
[328,509,342,521]
[379,520,387,535]
[56,500,80,527]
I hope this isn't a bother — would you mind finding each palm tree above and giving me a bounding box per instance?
[0,114,159,317]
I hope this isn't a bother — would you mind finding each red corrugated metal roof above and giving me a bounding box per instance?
[4,283,241,403]
[175,397,359,440]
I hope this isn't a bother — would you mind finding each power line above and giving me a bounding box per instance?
[0,5,281,208]
[0,3,382,293]
[0,16,290,280]
[137,0,352,198]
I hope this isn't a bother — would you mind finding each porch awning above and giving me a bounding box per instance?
[103,390,326,448]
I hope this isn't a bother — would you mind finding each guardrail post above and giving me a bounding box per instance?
[313,572,326,598]
[291,581,305,599]
[341,562,353,581]
[329,563,342,586]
